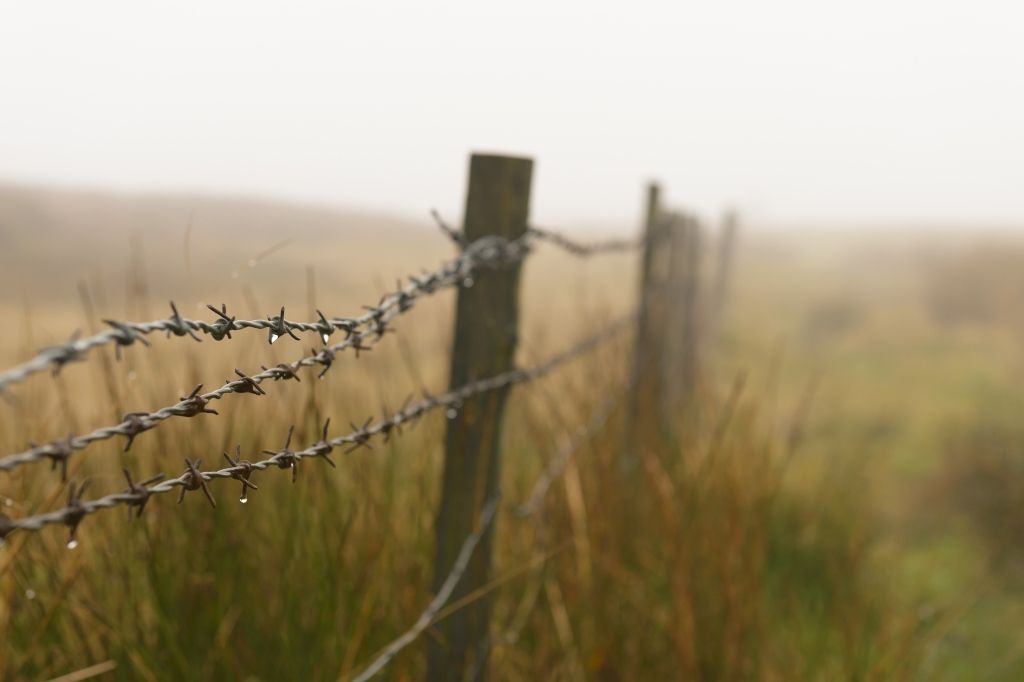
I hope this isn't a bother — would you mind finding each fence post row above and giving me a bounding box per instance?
[428,153,533,681]
[625,186,722,450]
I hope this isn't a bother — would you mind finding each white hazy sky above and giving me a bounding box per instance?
[1,1,1022,229]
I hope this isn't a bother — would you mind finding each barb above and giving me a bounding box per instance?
[350,495,499,682]
[0,313,632,540]
[0,235,533,475]
[0,232,531,393]
[514,392,622,517]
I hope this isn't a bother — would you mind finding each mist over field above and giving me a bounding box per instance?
[4,2,1024,681]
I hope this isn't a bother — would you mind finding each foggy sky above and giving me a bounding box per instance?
[1,1,1022,229]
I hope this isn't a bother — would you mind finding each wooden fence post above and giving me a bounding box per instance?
[428,153,532,681]
[625,182,670,460]
[661,214,702,430]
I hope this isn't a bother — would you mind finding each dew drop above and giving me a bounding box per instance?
[321,333,330,345]
[66,539,78,550]
[462,277,474,288]
[270,333,280,344]
[446,408,458,419]
[240,495,248,504]
[25,589,35,600]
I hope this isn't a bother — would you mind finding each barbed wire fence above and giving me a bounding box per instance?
[0,152,735,681]
[0,315,633,542]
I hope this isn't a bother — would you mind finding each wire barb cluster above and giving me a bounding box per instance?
[0,314,631,542]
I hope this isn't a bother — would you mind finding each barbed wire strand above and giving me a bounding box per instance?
[526,227,640,257]
[349,495,499,682]
[351,384,626,682]
[0,224,637,394]
[430,209,639,257]
[0,234,533,476]
[514,391,623,518]
[0,313,633,541]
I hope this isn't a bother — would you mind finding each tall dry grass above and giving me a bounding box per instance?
[0,188,923,680]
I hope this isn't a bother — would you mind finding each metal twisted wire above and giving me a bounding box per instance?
[0,234,531,476]
[351,495,499,682]
[527,226,640,256]
[0,225,636,393]
[0,313,633,540]
[514,391,622,517]
[351,385,626,681]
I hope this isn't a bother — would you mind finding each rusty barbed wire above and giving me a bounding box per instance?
[0,313,633,542]
[0,222,637,394]
[350,495,499,682]
[0,234,533,476]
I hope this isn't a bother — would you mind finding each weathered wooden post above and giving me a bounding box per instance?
[661,213,702,429]
[624,182,669,461]
[428,153,532,680]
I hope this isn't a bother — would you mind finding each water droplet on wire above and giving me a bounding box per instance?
[446,408,458,419]
[270,333,280,344]
[462,277,474,288]
[66,539,78,550]
[321,333,330,345]
[240,494,248,504]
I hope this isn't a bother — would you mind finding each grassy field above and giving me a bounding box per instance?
[2,185,1024,680]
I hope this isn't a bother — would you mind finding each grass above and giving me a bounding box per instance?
[2,187,1024,680]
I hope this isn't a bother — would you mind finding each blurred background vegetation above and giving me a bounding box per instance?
[3,184,1024,680]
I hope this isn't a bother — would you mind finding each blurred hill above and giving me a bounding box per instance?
[0,182,442,305]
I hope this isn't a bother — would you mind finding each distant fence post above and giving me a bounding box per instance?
[710,208,738,339]
[625,182,670,461]
[661,214,702,431]
[428,153,532,681]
